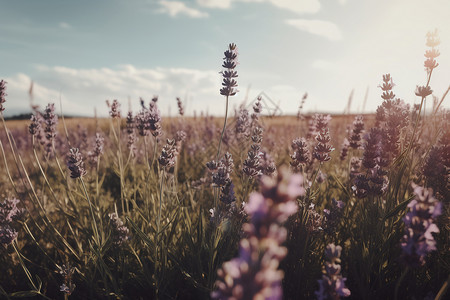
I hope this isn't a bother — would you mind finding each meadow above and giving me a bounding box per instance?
[0,32,448,300]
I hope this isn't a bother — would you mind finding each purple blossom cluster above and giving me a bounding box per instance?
[108,212,130,246]
[339,138,349,161]
[42,103,59,154]
[251,96,262,126]
[126,111,137,154]
[67,148,87,179]
[88,133,104,165]
[348,115,364,149]
[176,97,184,116]
[290,137,311,172]
[107,99,121,119]
[315,244,351,300]
[158,139,177,171]
[220,43,239,97]
[212,168,304,299]
[352,128,388,198]
[0,79,7,112]
[243,127,264,178]
[58,264,76,295]
[136,99,162,138]
[0,197,23,246]
[401,185,442,267]
[323,199,345,236]
[376,74,410,163]
[313,127,335,163]
[235,108,250,140]
[422,126,449,200]
[304,203,323,234]
[207,152,234,189]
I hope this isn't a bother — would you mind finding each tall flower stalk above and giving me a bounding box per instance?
[212,168,304,299]
[216,43,238,161]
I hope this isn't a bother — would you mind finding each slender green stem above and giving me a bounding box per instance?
[80,178,100,246]
[157,169,166,234]
[216,95,229,162]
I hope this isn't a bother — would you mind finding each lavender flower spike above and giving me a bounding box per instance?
[108,212,130,245]
[0,197,23,246]
[0,80,7,112]
[315,243,351,300]
[212,167,305,300]
[401,185,442,267]
[109,99,121,118]
[220,43,238,97]
[67,148,87,178]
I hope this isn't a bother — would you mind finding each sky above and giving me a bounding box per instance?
[1,0,449,117]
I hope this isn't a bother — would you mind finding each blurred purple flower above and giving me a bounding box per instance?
[401,185,442,267]
[315,243,351,300]
[67,148,87,178]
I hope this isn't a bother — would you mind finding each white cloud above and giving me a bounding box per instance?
[285,19,342,40]
[158,1,209,18]
[197,0,232,9]
[4,65,223,117]
[196,0,320,14]
[266,0,320,14]
[59,22,71,29]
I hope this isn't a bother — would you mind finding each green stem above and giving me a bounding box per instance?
[80,178,100,246]
[157,169,166,234]
[216,96,229,162]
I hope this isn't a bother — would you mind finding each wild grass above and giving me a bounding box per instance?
[0,33,448,300]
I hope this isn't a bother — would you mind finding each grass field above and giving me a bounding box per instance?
[0,34,448,300]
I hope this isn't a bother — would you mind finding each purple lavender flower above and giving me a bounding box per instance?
[251,96,262,125]
[349,115,364,149]
[259,150,276,177]
[235,108,251,139]
[212,168,305,300]
[220,43,239,97]
[126,111,137,154]
[313,114,332,134]
[323,199,345,235]
[305,203,324,234]
[176,97,184,116]
[379,74,395,102]
[108,212,130,246]
[43,103,58,153]
[340,138,349,161]
[108,99,121,118]
[401,185,442,267]
[29,114,41,136]
[219,181,236,205]
[313,128,335,163]
[58,264,76,295]
[291,137,311,172]
[158,139,177,171]
[88,133,104,165]
[424,29,440,73]
[315,244,351,300]
[67,148,87,178]
[0,197,23,246]
[148,102,162,138]
[126,111,135,135]
[208,152,234,187]
[243,127,264,178]
[0,80,7,112]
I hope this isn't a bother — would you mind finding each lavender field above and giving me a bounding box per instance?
[0,31,449,300]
